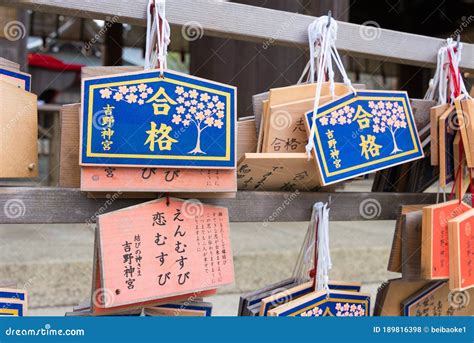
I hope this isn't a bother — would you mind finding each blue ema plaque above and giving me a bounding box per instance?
[0,67,31,91]
[80,69,236,168]
[305,90,424,185]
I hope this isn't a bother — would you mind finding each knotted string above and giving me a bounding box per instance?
[314,202,331,292]
[304,16,355,159]
[145,0,171,74]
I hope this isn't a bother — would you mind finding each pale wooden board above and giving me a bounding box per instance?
[5,0,471,70]
[429,103,450,166]
[236,118,257,161]
[0,187,438,223]
[461,98,474,168]
[0,57,19,71]
[401,210,423,281]
[0,81,38,178]
[59,103,81,188]
[373,278,428,316]
[455,99,473,167]
[237,152,321,191]
[81,66,142,79]
[387,205,426,273]
[402,281,473,316]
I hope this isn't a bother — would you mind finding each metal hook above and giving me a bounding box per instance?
[326,10,332,28]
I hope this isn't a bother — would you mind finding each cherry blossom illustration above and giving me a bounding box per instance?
[171,85,225,155]
[335,302,366,317]
[99,83,154,105]
[318,100,408,154]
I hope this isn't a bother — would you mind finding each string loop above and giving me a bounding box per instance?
[145,0,171,74]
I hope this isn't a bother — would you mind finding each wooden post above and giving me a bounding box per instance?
[102,21,123,66]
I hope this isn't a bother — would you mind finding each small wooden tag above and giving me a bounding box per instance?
[421,200,471,279]
[448,208,474,291]
[92,197,234,312]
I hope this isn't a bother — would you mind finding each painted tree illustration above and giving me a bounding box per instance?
[368,100,407,154]
[318,100,407,155]
[170,86,225,155]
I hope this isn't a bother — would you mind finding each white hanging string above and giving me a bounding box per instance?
[292,211,316,284]
[304,16,355,159]
[315,202,331,292]
[145,0,171,74]
[425,38,472,105]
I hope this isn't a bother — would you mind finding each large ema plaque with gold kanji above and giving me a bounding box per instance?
[80,70,236,168]
[305,90,424,185]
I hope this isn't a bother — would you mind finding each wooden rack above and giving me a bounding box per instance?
[0,0,470,223]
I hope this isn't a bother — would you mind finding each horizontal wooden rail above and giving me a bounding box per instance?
[1,0,473,71]
[0,187,437,223]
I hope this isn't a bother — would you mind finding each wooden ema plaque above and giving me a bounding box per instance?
[448,208,474,291]
[0,288,28,316]
[81,167,237,193]
[430,103,450,166]
[403,281,473,316]
[92,198,234,314]
[268,289,370,317]
[373,278,428,316]
[81,69,236,169]
[0,80,38,178]
[259,280,361,316]
[421,200,471,280]
[304,90,424,185]
[237,153,322,191]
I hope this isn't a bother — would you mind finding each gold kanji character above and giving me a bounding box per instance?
[144,122,178,152]
[359,134,382,160]
[146,87,177,115]
[103,104,115,116]
[102,140,113,151]
[353,105,372,130]
[101,128,114,140]
[328,139,337,149]
[102,116,115,127]
[330,148,340,159]
[325,129,334,139]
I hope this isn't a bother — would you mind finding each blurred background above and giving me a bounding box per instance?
[0,0,472,315]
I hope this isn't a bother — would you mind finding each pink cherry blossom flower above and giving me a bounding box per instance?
[175,86,184,95]
[100,88,112,99]
[172,114,182,124]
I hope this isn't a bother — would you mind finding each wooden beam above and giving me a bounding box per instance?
[0,187,437,223]
[0,0,473,71]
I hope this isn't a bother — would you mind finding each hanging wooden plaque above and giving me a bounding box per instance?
[305,90,424,185]
[81,69,236,168]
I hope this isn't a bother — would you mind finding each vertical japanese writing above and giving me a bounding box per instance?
[101,104,115,151]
